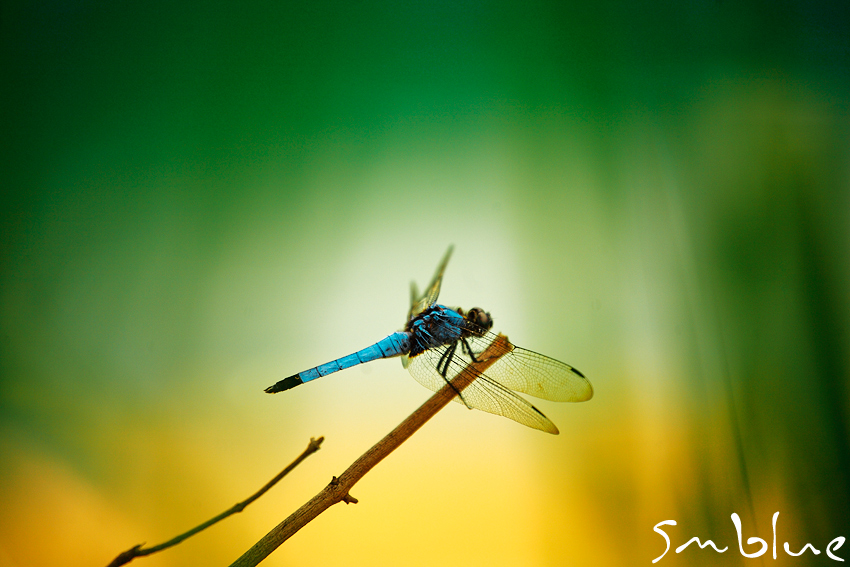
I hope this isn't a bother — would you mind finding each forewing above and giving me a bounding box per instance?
[407,245,454,321]
[407,342,559,434]
[463,332,593,402]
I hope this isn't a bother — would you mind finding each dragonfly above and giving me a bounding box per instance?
[265,247,593,433]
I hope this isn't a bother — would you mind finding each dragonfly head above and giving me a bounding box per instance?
[463,307,493,336]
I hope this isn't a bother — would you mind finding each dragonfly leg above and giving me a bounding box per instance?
[435,342,472,409]
[436,342,455,378]
[460,337,482,362]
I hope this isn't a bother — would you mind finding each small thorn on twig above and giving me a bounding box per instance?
[342,493,358,504]
[330,476,340,485]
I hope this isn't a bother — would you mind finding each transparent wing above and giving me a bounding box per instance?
[462,332,594,403]
[407,245,454,322]
[407,337,569,434]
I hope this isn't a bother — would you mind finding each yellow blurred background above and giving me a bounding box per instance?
[2,1,848,566]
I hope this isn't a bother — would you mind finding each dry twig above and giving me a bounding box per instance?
[229,334,513,567]
[106,436,324,567]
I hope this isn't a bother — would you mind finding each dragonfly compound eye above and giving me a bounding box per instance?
[467,307,493,332]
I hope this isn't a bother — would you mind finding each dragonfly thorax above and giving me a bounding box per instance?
[406,305,465,356]
[406,304,493,358]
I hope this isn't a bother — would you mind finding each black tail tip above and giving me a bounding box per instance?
[264,375,303,394]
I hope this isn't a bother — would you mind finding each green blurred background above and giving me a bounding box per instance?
[2,1,849,565]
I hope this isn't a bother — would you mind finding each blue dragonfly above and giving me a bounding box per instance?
[265,247,592,433]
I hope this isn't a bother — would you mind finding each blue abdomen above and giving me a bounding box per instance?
[299,332,411,383]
